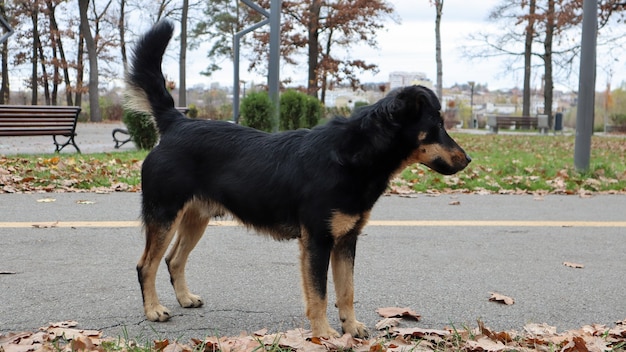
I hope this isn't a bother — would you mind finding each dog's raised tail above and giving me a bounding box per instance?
[126,20,179,134]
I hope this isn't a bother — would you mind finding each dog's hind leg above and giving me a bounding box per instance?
[137,220,180,322]
[165,205,209,309]
[299,226,339,338]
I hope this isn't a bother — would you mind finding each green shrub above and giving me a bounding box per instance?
[301,94,322,128]
[610,113,626,126]
[188,103,199,118]
[241,91,274,132]
[122,109,159,150]
[279,90,322,130]
[353,101,369,110]
[279,90,305,130]
[326,106,352,118]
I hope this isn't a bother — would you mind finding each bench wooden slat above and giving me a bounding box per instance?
[0,120,76,125]
[0,129,75,136]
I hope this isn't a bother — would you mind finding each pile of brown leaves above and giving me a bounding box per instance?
[0,156,142,194]
[2,316,625,352]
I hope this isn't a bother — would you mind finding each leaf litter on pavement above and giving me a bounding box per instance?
[2,317,625,352]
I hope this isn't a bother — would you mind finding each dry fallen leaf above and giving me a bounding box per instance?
[464,336,508,352]
[448,200,461,205]
[563,261,584,269]
[523,323,557,336]
[76,200,95,204]
[375,317,401,330]
[36,198,56,203]
[376,307,421,320]
[488,292,515,305]
[31,221,59,229]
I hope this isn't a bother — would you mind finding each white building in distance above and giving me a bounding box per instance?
[389,72,433,91]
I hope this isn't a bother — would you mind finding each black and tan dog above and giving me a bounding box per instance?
[127,21,471,338]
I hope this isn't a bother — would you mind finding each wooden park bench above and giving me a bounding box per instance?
[0,105,82,153]
[487,115,549,134]
[113,107,189,148]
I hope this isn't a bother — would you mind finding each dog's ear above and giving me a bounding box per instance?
[391,85,441,117]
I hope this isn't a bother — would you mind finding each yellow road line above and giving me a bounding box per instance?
[1,220,626,228]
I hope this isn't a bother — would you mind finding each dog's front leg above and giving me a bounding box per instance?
[299,228,339,338]
[331,233,368,338]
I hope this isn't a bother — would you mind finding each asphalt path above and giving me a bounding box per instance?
[1,192,625,341]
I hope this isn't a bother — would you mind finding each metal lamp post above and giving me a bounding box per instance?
[468,81,475,128]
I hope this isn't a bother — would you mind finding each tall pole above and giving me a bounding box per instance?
[468,81,475,128]
[0,14,14,44]
[232,0,279,127]
[268,0,281,132]
[232,0,269,124]
[574,0,597,171]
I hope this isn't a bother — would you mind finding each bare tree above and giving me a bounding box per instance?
[465,0,626,123]
[78,0,101,122]
[179,0,188,106]
[522,0,535,117]
[118,0,127,76]
[29,1,40,104]
[433,0,444,100]
[0,1,10,104]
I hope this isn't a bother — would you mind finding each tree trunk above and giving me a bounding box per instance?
[179,0,188,107]
[78,0,101,122]
[36,34,51,105]
[543,0,554,127]
[434,0,443,101]
[307,0,321,98]
[75,34,84,108]
[522,0,535,117]
[118,0,128,77]
[31,6,39,105]
[46,0,74,106]
[1,39,8,104]
[0,2,9,104]
[319,28,334,105]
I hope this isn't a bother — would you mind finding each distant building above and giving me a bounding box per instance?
[389,72,433,90]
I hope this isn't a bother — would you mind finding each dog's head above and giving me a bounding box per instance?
[388,85,471,175]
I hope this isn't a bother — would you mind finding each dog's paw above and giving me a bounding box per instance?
[177,293,204,308]
[145,304,172,322]
[342,320,369,338]
[311,321,341,339]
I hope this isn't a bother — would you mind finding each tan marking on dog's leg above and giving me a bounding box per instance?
[329,211,360,238]
[331,212,369,337]
[165,203,209,309]
[137,215,182,322]
[299,229,339,338]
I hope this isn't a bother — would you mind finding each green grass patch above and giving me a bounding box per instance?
[0,150,148,193]
[393,133,626,194]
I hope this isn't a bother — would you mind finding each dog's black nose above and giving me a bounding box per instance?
[466,154,472,163]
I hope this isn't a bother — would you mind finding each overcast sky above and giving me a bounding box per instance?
[162,0,626,92]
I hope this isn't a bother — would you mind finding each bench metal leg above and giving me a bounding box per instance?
[112,128,132,149]
[53,134,81,153]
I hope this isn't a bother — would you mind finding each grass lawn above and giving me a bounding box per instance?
[1,134,625,194]
[391,133,626,195]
